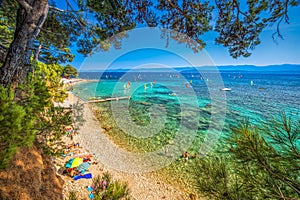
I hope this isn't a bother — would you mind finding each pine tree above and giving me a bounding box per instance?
[195,113,300,199]
[1,0,299,86]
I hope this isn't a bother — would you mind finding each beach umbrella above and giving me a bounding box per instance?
[65,157,83,168]
[71,157,83,168]
[65,158,74,168]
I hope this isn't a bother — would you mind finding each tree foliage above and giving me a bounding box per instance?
[196,113,300,199]
[0,0,299,86]
[0,1,17,65]
[35,61,68,102]
[0,72,49,169]
[63,64,78,78]
[0,86,28,169]
[214,0,299,58]
[0,61,76,168]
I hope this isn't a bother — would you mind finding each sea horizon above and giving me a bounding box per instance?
[77,63,300,73]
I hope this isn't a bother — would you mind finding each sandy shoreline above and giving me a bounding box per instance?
[58,80,191,200]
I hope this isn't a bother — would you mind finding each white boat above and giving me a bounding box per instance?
[220,88,231,91]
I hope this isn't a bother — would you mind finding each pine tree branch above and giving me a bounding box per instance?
[65,0,86,27]
[49,6,83,13]
[49,6,86,27]
[16,0,33,13]
[37,26,65,37]
[166,0,186,17]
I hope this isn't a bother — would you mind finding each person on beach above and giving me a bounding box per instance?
[67,141,75,149]
[183,151,189,161]
[67,142,82,150]
[69,168,78,177]
[74,142,80,147]
[193,153,198,159]
[164,145,169,155]
[83,158,91,162]
[185,82,190,88]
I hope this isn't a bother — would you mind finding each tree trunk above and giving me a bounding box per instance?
[0,0,49,87]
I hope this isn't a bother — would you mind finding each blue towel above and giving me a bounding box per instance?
[86,186,93,192]
[88,193,95,199]
[73,173,92,180]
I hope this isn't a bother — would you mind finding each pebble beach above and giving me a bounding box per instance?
[56,82,191,200]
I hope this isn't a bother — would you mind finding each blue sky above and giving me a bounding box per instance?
[57,2,300,70]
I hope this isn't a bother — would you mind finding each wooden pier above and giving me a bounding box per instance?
[87,96,131,103]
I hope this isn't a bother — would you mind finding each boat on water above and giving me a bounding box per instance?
[220,88,232,91]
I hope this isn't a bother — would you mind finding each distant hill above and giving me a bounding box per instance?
[222,64,299,71]
[177,64,300,72]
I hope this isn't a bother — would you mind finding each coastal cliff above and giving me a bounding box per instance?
[0,144,64,200]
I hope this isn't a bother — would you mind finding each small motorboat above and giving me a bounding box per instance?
[220,88,231,91]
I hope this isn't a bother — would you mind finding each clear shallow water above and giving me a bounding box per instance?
[73,70,300,153]
[75,70,300,124]
[72,71,299,156]
[73,69,300,189]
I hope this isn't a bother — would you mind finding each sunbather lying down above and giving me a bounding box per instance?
[69,168,78,177]
[63,148,81,155]
[67,141,82,149]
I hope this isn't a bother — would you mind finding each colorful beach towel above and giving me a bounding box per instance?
[76,162,90,174]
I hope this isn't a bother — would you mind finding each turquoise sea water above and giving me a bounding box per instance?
[72,68,300,189]
[72,69,300,153]
[75,70,299,118]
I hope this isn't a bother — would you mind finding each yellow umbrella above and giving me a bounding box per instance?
[70,157,83,168]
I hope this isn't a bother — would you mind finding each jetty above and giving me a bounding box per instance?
[86,96,131,103]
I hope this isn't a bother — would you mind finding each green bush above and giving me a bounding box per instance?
[92,172,130,200]
[0,63,76,168]
[0,85,35,169]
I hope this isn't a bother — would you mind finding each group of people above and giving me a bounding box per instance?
[123,81,131,90]
[64,157,92,177]
[61,141,96,181]
[63,141,82,156]
[182,151,198,161]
